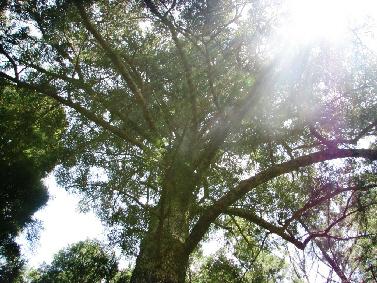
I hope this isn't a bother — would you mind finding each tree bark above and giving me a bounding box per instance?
[130,231,189,283]
[131,156,195,283]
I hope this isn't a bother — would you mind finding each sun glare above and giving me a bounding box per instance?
[284,0,377,43]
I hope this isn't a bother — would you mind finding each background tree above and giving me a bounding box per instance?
[0,86,65,281]
[1,0,377,282]
[28,240,119,283]
[191,252,247,283]
[189,245,287,282]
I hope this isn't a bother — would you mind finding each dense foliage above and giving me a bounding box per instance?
[0,87,65,281]
[1,0,377,282]
[28,240,120,283]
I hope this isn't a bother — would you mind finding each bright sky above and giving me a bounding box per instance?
[17,174,106,268]
[285,0,377,40]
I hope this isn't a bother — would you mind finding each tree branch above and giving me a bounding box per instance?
[185,148,377,254]
[309,120,377,148]
[204,43,220,112]
[144,0,198,130]
[194,60,276,173]
[283,184,376,229]
[74,1,157,133]
[352,119,377,142]
[0,44,19,80]
[300,221,351,283]
[23,62,151,141]
[0,72,146,150]
[309,125,336,148]
[225,208,305,250]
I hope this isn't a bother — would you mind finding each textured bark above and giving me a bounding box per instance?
[130,232,189,283]
[131,155,195,283]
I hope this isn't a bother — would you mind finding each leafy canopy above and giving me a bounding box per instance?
[1,0,377,281]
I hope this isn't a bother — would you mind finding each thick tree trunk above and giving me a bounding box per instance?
[131,156,196,283]
[130,232,189,283]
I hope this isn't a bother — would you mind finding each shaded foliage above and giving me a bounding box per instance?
[0,86,65,280]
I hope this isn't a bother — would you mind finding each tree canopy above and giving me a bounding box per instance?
[1,0,377,282]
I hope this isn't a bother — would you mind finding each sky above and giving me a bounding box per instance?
[17,174,106,268]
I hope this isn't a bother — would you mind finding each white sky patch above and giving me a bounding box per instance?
[357,135,376,148]
[201,230,227,257]
[280,0,377,46]
[17,174,106,268]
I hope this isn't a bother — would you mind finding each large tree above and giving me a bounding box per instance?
[1,1,377,282]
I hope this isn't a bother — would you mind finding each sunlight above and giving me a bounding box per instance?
[283,0,377,43]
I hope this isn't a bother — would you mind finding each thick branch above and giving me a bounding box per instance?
[225,208,305,250]
[74,1,157,132]
[185,148,377,254]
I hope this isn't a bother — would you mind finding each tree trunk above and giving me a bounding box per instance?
[130,232,189,283]
[130,156,196,283]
